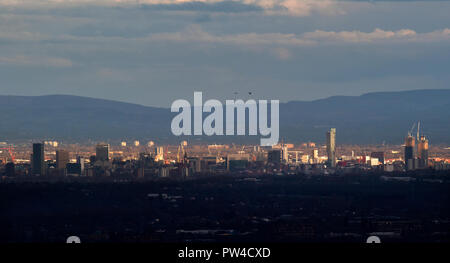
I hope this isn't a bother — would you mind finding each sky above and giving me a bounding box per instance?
[0,0,449,107]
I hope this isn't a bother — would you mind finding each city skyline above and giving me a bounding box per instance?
[1,0,449,246]
[3,124,449,177]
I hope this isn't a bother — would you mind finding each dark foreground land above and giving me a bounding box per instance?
[1,172,449,243]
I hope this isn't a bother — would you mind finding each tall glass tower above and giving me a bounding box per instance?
[404,135,415,170]
[32,143,45,175]
[326,128,336,167]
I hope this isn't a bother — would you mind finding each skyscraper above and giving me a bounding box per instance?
[312,149,319,164]
[77,156,85,175]
[404,135,415,170]
[155,146,164,161]
[56,150,69,170]
[32,143,45,175]
[96,143,110,161]
[418,135,429,168]
[282,145,289,163]
[326,128,336,167]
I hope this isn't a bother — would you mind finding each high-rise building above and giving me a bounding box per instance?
[32,143,45,175]
[96,143,110,161]
[311,149,319,164]
[77,156,85,174]
[268,149,282,165]
[56,150,69,170]
[326,128,336,167]
[282,145,289,163]
[176,144,185,163]
[418,135,429,168]
[155,146,164,161]
[404,135,415,170]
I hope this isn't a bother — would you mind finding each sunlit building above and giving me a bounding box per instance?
[418,135,429,168]
[326,128,336,167]
[155,146,164,161]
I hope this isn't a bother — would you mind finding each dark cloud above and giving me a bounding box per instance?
[0,1,449,107]
[139,1,263,13]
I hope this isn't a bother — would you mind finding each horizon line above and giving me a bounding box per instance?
[1,88,449,108]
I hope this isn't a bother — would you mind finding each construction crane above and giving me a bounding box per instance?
[0,145,16,163]
[408,122,416,136]
[407,121,421,138]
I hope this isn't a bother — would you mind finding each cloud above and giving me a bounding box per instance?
[0,55,73,67]
[3,0,450,17]
[2,23,449,49]
[147,25,314,45]
[1,0,449,107]
[245,0,343,16]
[0,0,343,16]
[147,26,450,46]
[303,28,450,43]
[140,0,263,13]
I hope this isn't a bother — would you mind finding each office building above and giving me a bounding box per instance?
[404,135,415,170]
[418,135,429,168]
[56,150,69,170]
[326,128,336,167]
[155,146,164,161]
[282,145,289,163]
[77,156,86,174]
[268,150,282,165]
[311,149,319,164]
[32,143,45,175]
[227,153,250,171]
[370,152,385,164]
[96,143,110,161]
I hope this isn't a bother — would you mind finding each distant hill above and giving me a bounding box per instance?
[0,89,449,144]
